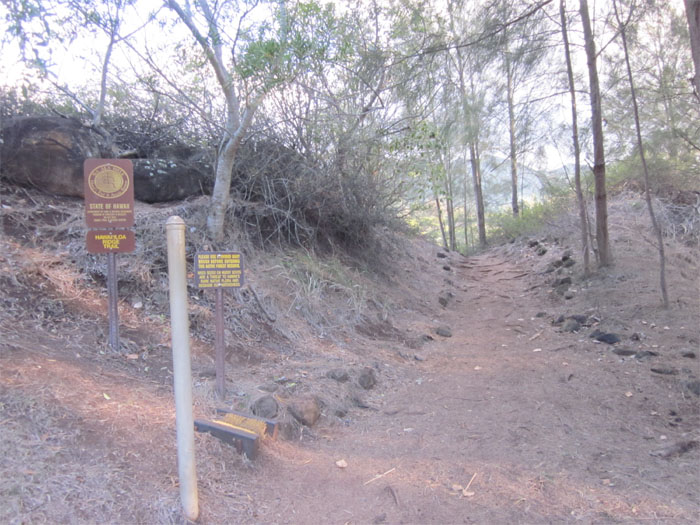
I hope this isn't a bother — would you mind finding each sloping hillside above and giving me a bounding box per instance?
[1,184,698,523]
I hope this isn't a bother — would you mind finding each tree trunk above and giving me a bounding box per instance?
[207,104,258,242]
[445,171,457,250]
[463,169,469,251]
[434,190,449,249]
[94,28,116,129]
[615,0,669,307]
[685,0,700,97]
[505,44,519,217]
[579,0,611,266]
[469,142,487,247]
[560,0,590,275]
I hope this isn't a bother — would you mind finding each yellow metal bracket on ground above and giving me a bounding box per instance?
[214,413,268,437]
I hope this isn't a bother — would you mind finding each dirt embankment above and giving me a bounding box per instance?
[1,187,698,524]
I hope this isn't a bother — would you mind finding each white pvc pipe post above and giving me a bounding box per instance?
[166,216,199,522]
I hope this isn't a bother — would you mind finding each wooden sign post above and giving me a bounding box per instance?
[84,159,135,352]
[194,252,244,398]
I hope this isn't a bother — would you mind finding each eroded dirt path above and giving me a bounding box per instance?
[2,241,698,524]
[239,253,699,524]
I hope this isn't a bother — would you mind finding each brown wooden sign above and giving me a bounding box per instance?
[84,159,134,228]
[86,229,135,254]
[194,252,244,289]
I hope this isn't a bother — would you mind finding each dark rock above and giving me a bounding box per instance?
[288,396,321,427]
[435,326,453,338]
[442,265,452,271]
[422,334,434,342]
[544,263,557,274]
[590,329,621,345]
[536,246,548,256]
[563,258,576,268]
[630,332,642,341]
[251,394,279,418]
[528,239,540,248]
[613,348,637,356]
[1,116,102,197]
[561,319,581,333]
[535,312,547,318]
[568,314,588,324]
[564,291,574,300]
[561,250,573,261]
[555,284,570,296]
[373,513,387,524]
[552,259,564,268]
[650,367,679,375]
[327,368,350,382]
[132,158,210,202]
[438,291,454,307]
[686,380,700,396]
[352,396,372,409]
[681,351,696,359]
[553,276,572,287]
[635,350,659,359]
[414,353,427,362]
[552,315,566,325]
[437,252,448,258]
[650,440,699,458]
[358,367,377,390]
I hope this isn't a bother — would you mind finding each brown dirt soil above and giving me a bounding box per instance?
[1,186,699,524]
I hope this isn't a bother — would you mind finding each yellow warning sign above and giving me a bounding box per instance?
[195,252,244,288]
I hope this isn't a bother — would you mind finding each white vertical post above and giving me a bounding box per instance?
[165,216,199,521]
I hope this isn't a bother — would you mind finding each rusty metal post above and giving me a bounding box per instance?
[106,252,119,351]
[165,216,199,522]
[215,287,226,399]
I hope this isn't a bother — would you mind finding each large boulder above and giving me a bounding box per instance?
[1,115,213,202]
[132,158,211,203]
[1,115,103,197]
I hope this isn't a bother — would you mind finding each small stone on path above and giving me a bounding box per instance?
[590,329,621,345]
[561,319,581,333]
[288,396,321,427]
[327,368,350,382]
[358,367,378,389]
[612,348,637,356]
[435,326,452,338]
[252,394,279,419]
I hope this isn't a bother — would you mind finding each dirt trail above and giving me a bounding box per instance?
[2,230,698,524]
[218,253,699,524]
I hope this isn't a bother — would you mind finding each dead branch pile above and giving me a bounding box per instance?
[228,140,388,250]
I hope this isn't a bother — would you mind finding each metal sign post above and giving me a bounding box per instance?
[107,252,119,350]
[84,159,135,352]
[166,216,199,521]
[194,252,244,399]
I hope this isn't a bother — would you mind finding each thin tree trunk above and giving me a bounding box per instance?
[446,171,456,250]
[505,45,519,217]
[469,142,487,247]
[434,190,449,249]
[207,103,258,242]
[580,0,611,266]
[560,0,590,276]
[684,0,700,98]
[463,169,469,251]
[94,29,115,128]
[614,0,669,307]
